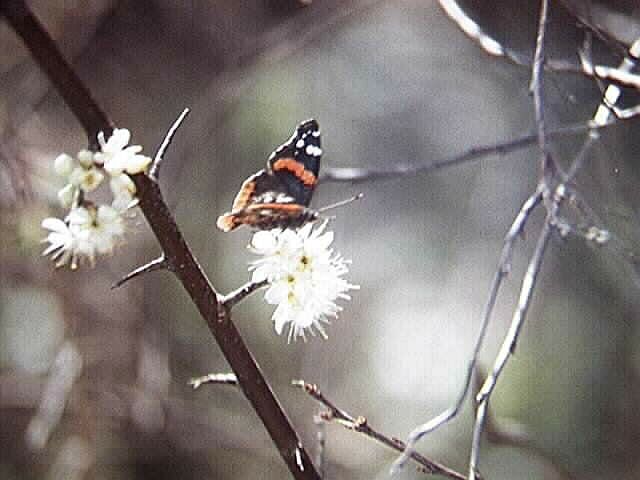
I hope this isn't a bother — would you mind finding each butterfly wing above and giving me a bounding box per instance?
[267,118,321,207]
[217,119,322,232]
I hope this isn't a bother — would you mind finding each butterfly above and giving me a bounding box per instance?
[217,119,322,232]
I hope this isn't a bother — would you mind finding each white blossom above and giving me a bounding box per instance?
[42,205,126,269]
[94,128,151,175]
[41,217,79,269]
[109,173,138,212]
[68,205,125,258]
[54,149,104,203]
[249,222,358,342]
[43,127,148,269]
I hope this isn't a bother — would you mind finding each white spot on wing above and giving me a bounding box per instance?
[296,139,305,148]
[305,145,322,157]
[275,193,294,203]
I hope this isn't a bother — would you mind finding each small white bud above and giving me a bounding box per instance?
[54,153,74,177]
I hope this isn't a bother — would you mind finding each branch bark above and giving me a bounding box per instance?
[0,2,320,478]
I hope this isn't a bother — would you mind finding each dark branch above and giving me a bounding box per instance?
[111,255,169,289]
[150,108,190,180]
[2,3,321,479]
[292,380,466,480]
[0,0,112,147]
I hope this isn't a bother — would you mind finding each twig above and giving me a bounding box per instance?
[472,370,578,480]
[111,255,169,289]
[320,120,616,184]
[470,218,553,479]
[189,373,239,389]
[221,279,269,309]
[313,411,327,478]
[530,0,555,183]
[150,108,190,180]
[392,189,544,472]
[292,380,466,480]
[1,3,321,479]
[438,0,640,93]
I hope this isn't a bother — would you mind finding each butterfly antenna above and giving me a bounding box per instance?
[317,193,364,213]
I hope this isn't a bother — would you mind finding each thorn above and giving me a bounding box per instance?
[111,255,168,289]
[150,108,190,180]
[188,373,238,389]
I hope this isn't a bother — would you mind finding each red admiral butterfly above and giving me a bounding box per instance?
[217,119,322,232]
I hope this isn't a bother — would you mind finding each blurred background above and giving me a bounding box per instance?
[2,0,640,479]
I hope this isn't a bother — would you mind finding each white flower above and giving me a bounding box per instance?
[55,149,104,200]
[249,222,358,342]
[94,128,151,175]
[42,205,126,269]
[41,217,79,269]
[109,173,138,212]
[68,205,125,258]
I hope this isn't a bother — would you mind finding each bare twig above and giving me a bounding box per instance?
[313,411,327,478]
[470,218,553,479]
[438,0,640,93]
[472,370,578,480]
[150,108,190,180]
[111,255,169,289]
[392,189,544,472]
[292,380,466,480]
[1,3,321,478]
[189,373,239,389]
[320,120,617,184]
[221,279,269,309]
[530,0,555,183]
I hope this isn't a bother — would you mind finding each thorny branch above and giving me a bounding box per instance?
[292,380,466,480]
[0,2,321,479]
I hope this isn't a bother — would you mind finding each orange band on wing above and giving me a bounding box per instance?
[273,158,316,187]
[246,203,304,212]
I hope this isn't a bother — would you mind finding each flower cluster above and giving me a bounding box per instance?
[249,222,358,341]
[42,129,151,269]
